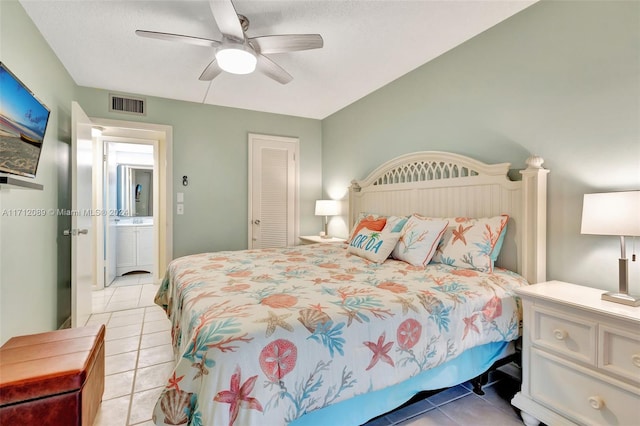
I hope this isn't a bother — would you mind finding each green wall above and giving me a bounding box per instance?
[75,88,323,258]
[322,0,640,292]
[2,0,639,344]
[1,0,322,344]
[0,0,77,344]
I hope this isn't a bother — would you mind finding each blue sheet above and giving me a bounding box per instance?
[291,341,512,426]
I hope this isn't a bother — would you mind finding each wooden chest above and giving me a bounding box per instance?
[0,325,105,426]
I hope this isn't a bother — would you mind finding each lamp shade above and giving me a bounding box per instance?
[581,191,640,236]
[315,200,340,216]
[215,46,257,75]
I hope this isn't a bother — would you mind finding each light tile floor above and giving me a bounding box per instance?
[89,274,174,426]
[89,274,525,426]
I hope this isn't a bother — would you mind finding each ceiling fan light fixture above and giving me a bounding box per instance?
[215,45,257,75]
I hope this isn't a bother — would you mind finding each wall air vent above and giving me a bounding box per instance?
[109,94,146,116]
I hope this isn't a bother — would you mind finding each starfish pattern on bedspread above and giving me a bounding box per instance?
[214,367,264,426]
[255,310,294,337]
[364,332,395,370]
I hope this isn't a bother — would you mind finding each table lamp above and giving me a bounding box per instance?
[581,191,640,306]
[315,200,340,238]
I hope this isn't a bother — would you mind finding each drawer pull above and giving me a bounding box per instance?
[588,396,605,410]
[632,354,640,368]
[553,329,568,340]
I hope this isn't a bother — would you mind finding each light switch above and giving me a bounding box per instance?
[177,204,184,215]
[177,192,184,202]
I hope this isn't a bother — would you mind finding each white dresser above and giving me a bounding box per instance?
[512,281,640,426]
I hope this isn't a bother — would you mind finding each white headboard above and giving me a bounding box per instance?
[348,151,548,284]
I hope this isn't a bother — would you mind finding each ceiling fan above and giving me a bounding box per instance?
[136,0,323,84]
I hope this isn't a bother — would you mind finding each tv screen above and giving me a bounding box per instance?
[0,62,51,178]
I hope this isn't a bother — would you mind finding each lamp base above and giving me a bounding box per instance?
[601,291,640,307]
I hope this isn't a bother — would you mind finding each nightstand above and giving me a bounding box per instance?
[512,281,640,426]
[299,235,346,244]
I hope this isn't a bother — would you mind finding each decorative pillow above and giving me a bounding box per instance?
[347,214,387,243]
[431,215,509,273]
[382,215,409,233]
[355,211,384,222]
[490,221,508,264]
[391,215,449,267]
[347,228,401,263]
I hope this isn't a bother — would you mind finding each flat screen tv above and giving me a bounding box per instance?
[0,61,51,178]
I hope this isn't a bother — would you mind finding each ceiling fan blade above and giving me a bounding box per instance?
[135,30,220,48]
[209,0,245,41]
[256,54,293,85]
[199,59,223,81]
[250,34,323,54]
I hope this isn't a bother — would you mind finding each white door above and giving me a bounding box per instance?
[71,102,94,327]
[248,134,299,248]
[104,142,118,286]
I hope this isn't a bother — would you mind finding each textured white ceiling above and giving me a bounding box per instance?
[20,0,536,119]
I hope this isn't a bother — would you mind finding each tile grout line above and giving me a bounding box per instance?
[126,311,145,426]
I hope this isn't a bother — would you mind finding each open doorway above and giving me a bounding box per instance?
[68,109,172,320]
[86,118,172,315]
[103,140,156,288]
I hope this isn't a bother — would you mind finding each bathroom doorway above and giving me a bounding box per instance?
[87,119,172,316]
[103,140,156,288]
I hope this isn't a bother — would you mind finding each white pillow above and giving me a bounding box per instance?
[382,215,409,233]
[392,215,449,267]
[431,215,509,273]
[347,228,401,263]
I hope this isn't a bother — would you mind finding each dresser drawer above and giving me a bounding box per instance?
[531,305,596,365]
[599,324,640,385]
[530,348,640,426]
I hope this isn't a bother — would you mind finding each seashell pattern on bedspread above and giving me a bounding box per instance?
[152,243,527,426]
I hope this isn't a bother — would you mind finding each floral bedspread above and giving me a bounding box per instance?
[152,243,527,426]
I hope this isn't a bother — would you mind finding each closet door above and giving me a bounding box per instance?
[248,134,299,249]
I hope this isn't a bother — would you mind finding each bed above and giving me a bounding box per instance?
[152,151,548,426]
